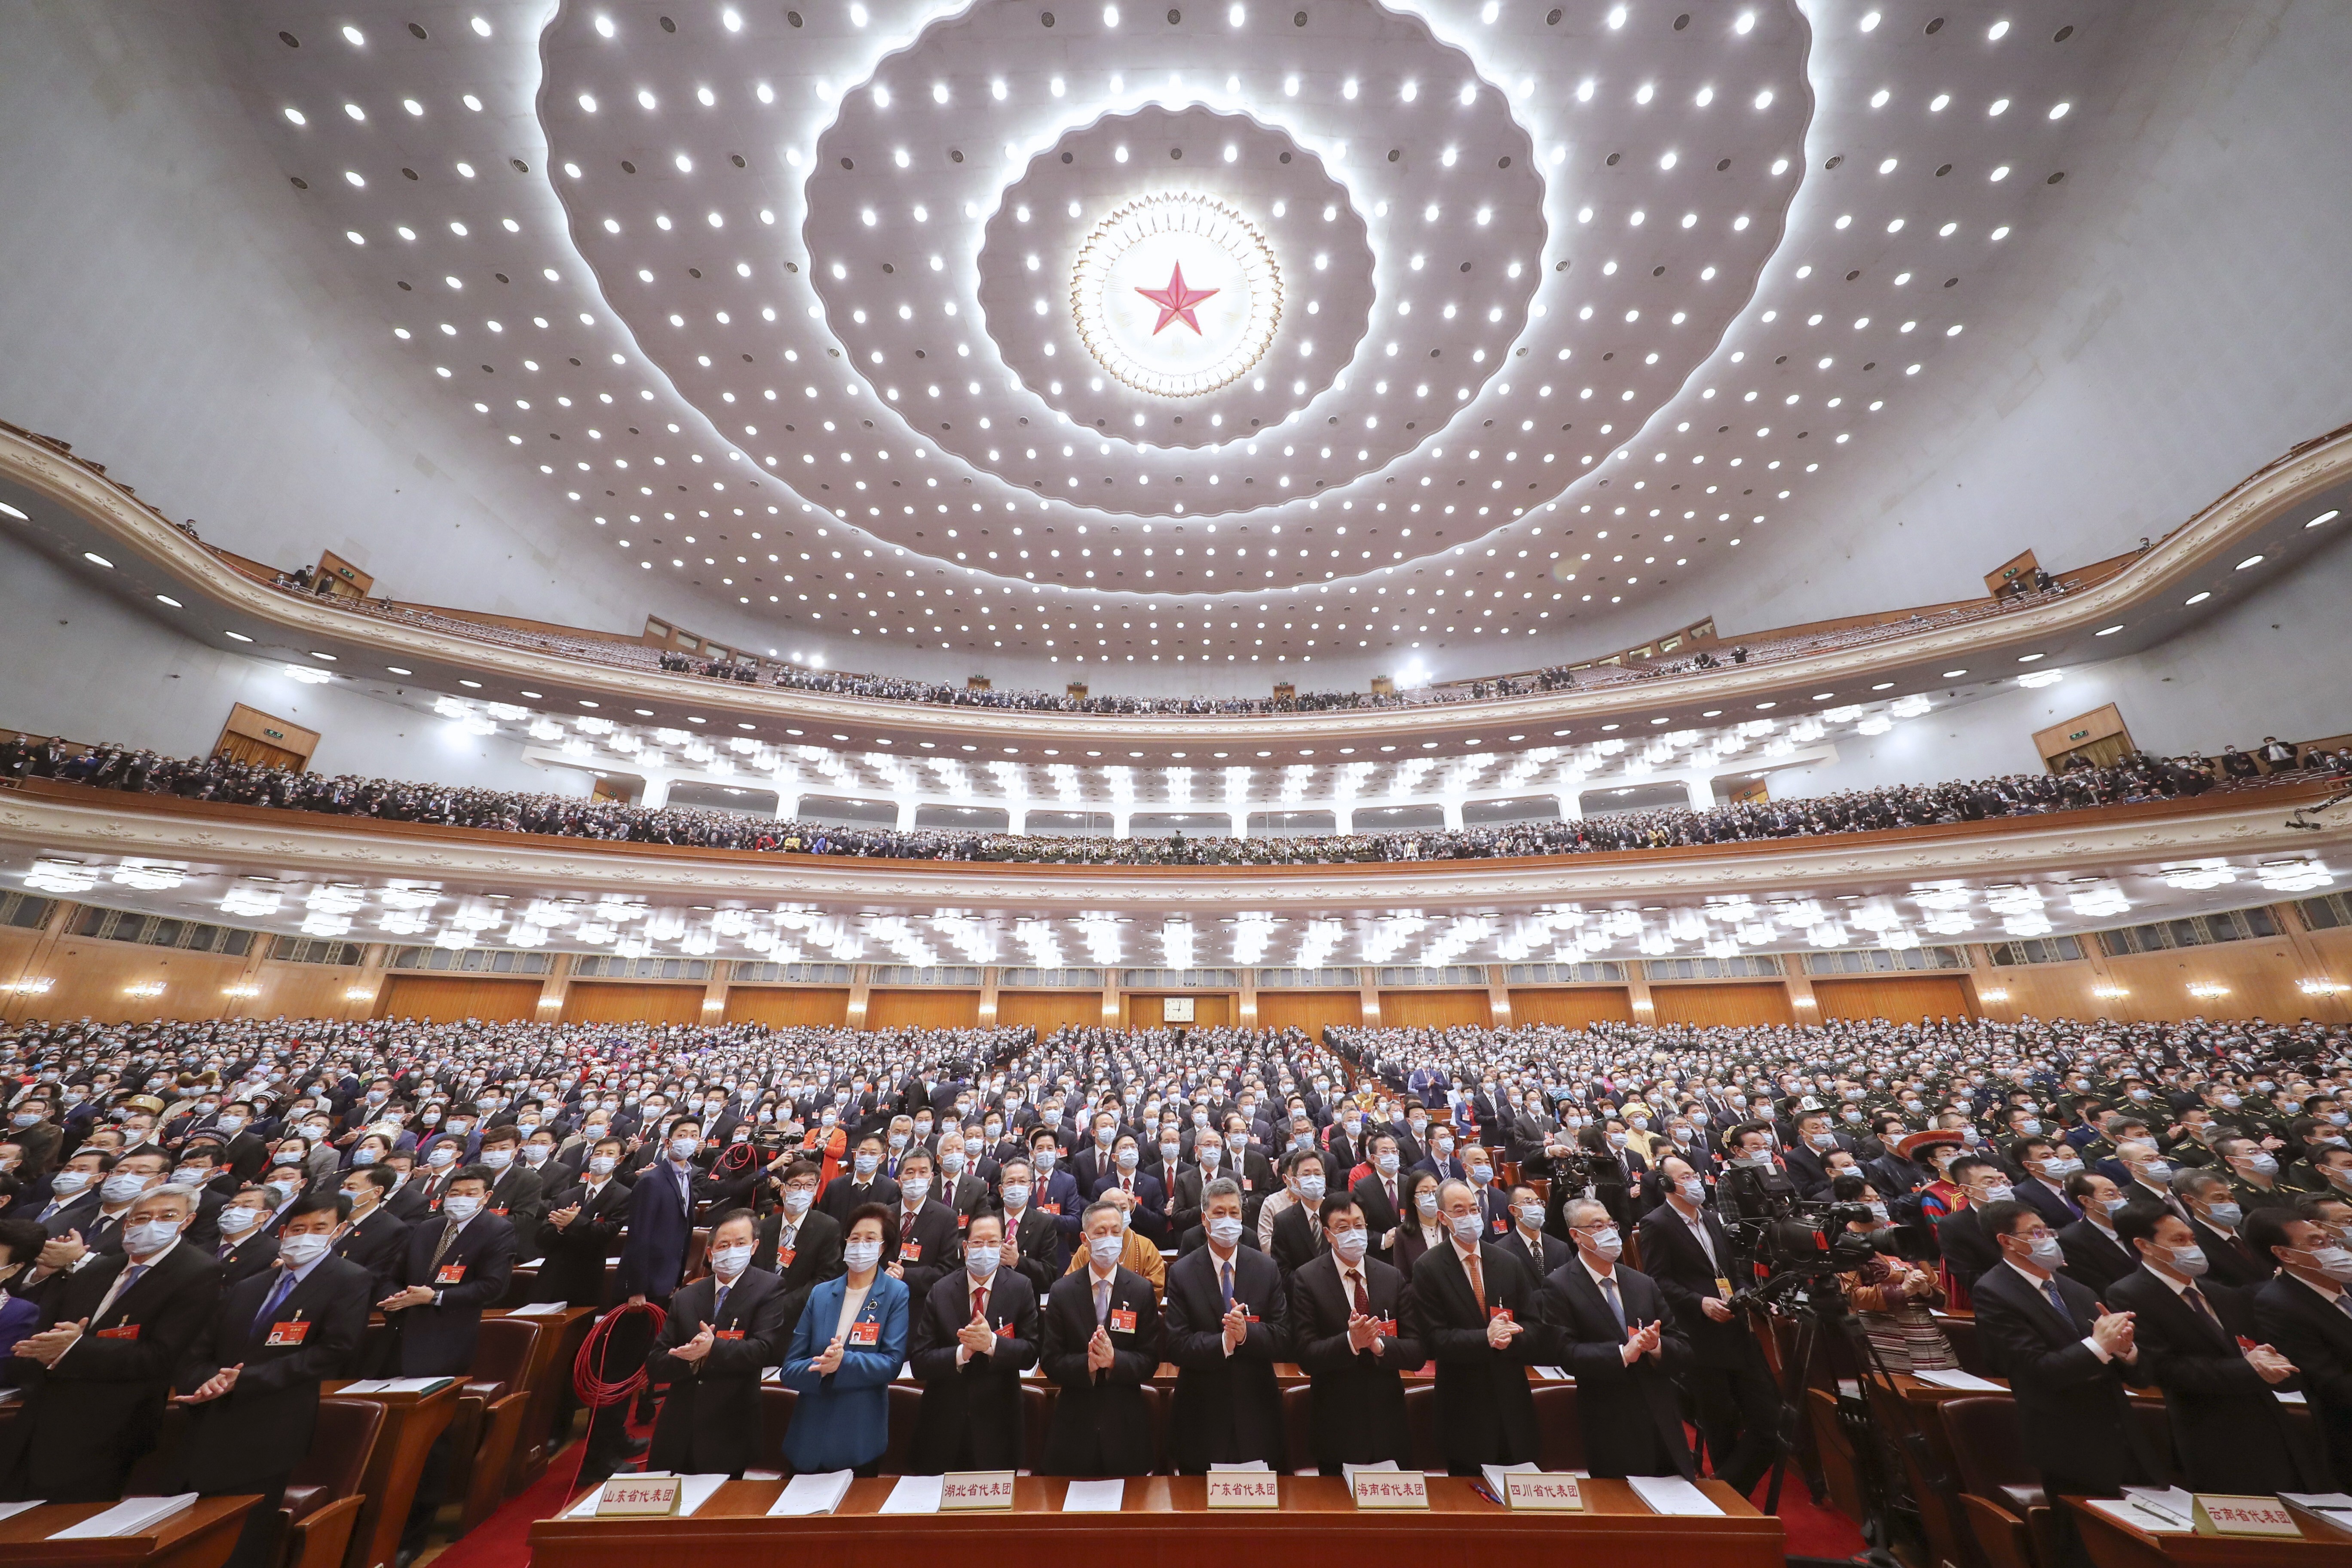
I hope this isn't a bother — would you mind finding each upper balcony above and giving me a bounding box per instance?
[3,417,2349,767]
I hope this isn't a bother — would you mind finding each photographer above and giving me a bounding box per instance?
[1639,1147,1779,1494]
[1828,1174,1955,1373]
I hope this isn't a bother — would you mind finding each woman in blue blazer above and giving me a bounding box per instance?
[778,1204,908,1475]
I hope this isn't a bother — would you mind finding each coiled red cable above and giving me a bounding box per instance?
[572,1299,667,1408]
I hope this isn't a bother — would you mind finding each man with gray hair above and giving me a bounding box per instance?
[0,1182,223,1501]
[1537,1197,1696,1479]
[2172,1166,2266,1286]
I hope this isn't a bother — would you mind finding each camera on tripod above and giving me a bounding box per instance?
[1718,1162,1935,1287]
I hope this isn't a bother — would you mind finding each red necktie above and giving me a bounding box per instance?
[974,1283,988,1323]
[1348,1268,1370,1315]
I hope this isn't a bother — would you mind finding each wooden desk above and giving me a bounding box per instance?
[495,1307,597,1493]
[322,1381,459,1568]
[0,1498,259,1568]
[530,1476,1782,1568]
[2067,1498,2346,1568]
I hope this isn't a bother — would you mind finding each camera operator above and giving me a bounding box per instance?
[1638,1145,1779,1495]
[1828,1174,1955,1373]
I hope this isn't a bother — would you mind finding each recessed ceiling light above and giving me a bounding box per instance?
[2015,652,2045,663]
[81,551,113,569]
[2185,591,2212,605]
[309,651,337,662]
[154,594,182,608]
[2307,508,2340,528]
[1870,682,1894,690]
[224,631,254,643]
[1942,670,1967,678]
[2235,554,2265,570]
[2094,625,2124,637]
[387,666,413,675]
[458,678,483,688]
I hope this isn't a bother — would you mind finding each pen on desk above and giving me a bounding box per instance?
[1469,1481,1503,1507]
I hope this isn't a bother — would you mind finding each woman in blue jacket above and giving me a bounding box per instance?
[778,1204,908,1475]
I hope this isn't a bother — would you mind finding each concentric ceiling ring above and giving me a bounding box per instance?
[1072,193,1282,399]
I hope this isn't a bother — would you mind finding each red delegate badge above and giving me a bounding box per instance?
[264,1320,311,1348]
[1109,1307,1137,1334]
[848,1319,881,1346]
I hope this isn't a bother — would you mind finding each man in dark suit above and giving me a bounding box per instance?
[1040,1200,1161,1476]
[2108,1201,2327,1493]
[1351,1133,1409,1265]
[1291,1193,1424,1470]
[909,1210,1041,1472]
[884,1147,962,1302]
[380,1152,432,1222]
[2012,1139,2086,1232]
[2247,1206,2352,1488]
[1163,1179,1289,1470]
[645,1209,790,1478]
[1540,1196,1697,1479]
[333,1164,412,1304]
[1639,1155,1781,1494]
[988,1155,1066,1297]
[380,1166,520,1557]
[535,1138,630,1307]
[175,1192,371,1568]
[751,1161,845,1339]
[2174,1168,2269,1288]
[1499,1182,1574,1277]
[1089,1133,1168,1245]
[820,1134,900,1220]
[1026,1128,1085,1242]
[475,1124,547,1259]
[1406,1176,1543,1474]
[0,1182,224,1502]
[1969,1195,2157,1516]
[2055,1173,2136,1299]
[1267,1149,1333,1277]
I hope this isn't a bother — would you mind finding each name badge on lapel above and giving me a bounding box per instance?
[264,1318,311,1348]
[1108,1307,1137,1334]
[436,1262,468,1285]
[901,1240,923,1262]
[96,1323,141,1340]
[848,1318,882,1347]
[778,1246,797,1268]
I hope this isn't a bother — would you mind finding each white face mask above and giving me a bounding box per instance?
[101,1172,152,1205]
[965,1246,1001,1282]
[442,1194,483,1224]
[1331,1227,1369,1264]
[480,1147,515,1171]
[783,1187,814,1216]
[1448,1212,1485,1242]
[1584,1227,1623,1262]
[843,1239,883,1274]
[589,1156,617,1176]
[50,1170,92,1196]
[710,1243,753,1279]
[1416,1190,1440,1216]
[1088,1232,1125,1269]
[125,1218,184,1258]
[277,1231,332,1268]
[1206,1216,1245,1249]
[999,1183,1029,1210]
[901,1177,931,1205]
[426,1147,456,1169]
[219,1204,260,1235]
[669,1136,700,1162]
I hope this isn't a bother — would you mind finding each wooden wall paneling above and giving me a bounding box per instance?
[995,990,1106,1036]
[1649,981,1796,1028]
[864,989,982,1032]
[1810,975,1977,1023]
[1377,988,1492,1029]
[722,987,851,1027]
[1253,990,1364,1042]
[559,982,707,1025]
[380,975,546,1023]
[1507,987,1636,1028]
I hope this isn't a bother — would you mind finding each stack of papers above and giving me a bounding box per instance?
[1209,1461,1272,1473]
[2087,1498,2191,1534]
[1481,1462,1541,1495]
[1911,1370,2004,1392]
[768,1472,854,1517]
[1062,1479,1124,1513]
[1628,1476,1724,1517]
[0,1501,41,1524]
[878,1476,942,1516]
[506,1302,567,1317]
[562,1474,729,1519]
[1532,1366,1569,1381]
[48,1496,197,1539]
[338,1377,454,1395]
[1341,1461,1399,1488]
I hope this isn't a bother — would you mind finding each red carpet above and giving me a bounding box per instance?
[432,1442,1872,1567]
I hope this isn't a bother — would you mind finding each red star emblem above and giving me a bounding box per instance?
[1134,262,1219,336]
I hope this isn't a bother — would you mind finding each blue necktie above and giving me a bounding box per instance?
[2043,1277,2070,1323]
[1220,1260,1234,1311]
[713,1282,731,1323]
[254,1269,297,1332]
[1601,1274,1628,1332]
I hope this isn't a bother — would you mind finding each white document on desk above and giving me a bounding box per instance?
[1062,1479,1125,1512]
[506,1301,566,1317]
[1910,1369,2004,1392]
[769,1471,854,1516]
[2085,1498,2193,1534]
[879,1476,943,1515]
[1628,1476,1724,1516]
[0,1501,43,1523]
[48,1494,197,1539]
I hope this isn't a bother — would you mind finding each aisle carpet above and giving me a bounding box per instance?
[428,1444,1871,1568]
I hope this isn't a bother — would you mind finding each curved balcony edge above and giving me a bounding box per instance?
[4,419,2352,750]
[3,778,2345,923]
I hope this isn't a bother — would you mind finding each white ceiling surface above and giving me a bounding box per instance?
[10,845,2336,970]
[5,1,2343,691]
